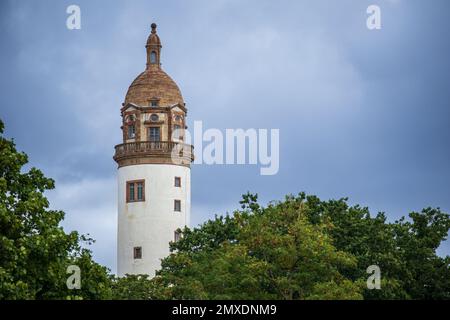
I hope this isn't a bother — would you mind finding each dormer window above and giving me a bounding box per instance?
[150,51,157,64]
[173,124,181,140]
[127,125,136,139]
[125,115,136,139]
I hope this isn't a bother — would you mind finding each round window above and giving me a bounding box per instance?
[150,114,159,122]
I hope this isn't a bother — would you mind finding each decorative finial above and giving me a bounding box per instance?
[151,23,157,33]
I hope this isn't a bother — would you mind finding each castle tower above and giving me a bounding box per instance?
[114,23,193,277]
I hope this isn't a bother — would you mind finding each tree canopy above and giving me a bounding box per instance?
[151,193,450,299]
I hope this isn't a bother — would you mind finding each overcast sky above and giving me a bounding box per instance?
[1,0,449,273]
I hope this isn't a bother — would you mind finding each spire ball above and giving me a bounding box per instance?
[151,23,157,33]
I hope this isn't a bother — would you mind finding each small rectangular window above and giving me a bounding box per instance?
[174,200,181,212]
[137,182,144,201]
[127,180,145,202]
[173,124,181,140]
[148,127,160,142]
[129,183,135,201]
[128,125,136,139]
[150,51,157,64]
[174,230,181,242]
[133,246,142,259]
[174,177,181,187]
[150,101,158,107]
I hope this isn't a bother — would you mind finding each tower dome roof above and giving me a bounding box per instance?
[124,69,184,106]
[124,23,184,107]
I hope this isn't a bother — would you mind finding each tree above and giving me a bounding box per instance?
[152,192,449,300]
[111,274,156,300]
[0,119,112,299]
[392,208,450,299]
[295,193,450,299]
[154,193,363,299]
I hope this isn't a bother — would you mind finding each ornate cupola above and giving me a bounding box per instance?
[114,23,193,278]
[146,23,161,69]
[114,23,193,168]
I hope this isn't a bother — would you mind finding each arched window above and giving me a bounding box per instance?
[150,51,157,64]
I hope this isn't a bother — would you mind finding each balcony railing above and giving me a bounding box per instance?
[113,141,194,163]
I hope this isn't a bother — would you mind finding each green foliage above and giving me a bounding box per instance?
[0,119,112,299]
[392,208,450,299]
[155,193,363,299]
[293,193,450,299]
[152,192,450,300]
[111,274,156,300]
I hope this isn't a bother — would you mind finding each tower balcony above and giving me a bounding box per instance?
[113,141,194,168]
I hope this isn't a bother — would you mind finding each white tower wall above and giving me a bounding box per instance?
[117,164,191,277]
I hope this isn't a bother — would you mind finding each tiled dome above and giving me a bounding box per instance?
[124,69,183,107]
[124,23,183,107]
